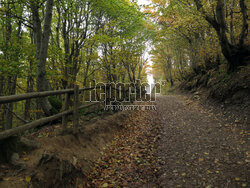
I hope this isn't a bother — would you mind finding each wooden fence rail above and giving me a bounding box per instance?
[0,102,98,140]
[0,86,98,105]
[0,85,110,140]
[0,83,132,140]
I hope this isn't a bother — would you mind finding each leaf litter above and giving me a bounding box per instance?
[87,110,161,187]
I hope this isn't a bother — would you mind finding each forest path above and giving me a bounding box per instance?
[153,95,249,187]
[87,95,249,187]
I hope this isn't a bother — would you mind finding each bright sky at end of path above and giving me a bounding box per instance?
[136,0,154,85]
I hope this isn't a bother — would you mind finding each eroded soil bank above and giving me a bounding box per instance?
[0,110,133,187]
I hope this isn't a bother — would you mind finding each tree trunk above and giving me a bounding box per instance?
[24,31,35,120]
[168,63,174,87]
[24,67,34,120]
[0,76,5,128]
[194,0,249,72]
[5,76,17,130]
[31,0,54,116]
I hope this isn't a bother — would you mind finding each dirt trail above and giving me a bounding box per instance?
[1,94,248,187]
[88,94,249,187]
[155,95,249,187]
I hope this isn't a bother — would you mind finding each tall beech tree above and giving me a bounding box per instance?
[30,0,54,116]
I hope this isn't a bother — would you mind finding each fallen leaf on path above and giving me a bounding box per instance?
[101,183,108,187]
[25,176,31,182]
[235,177,240,181]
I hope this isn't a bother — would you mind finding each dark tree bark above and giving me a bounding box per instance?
[24,31,35,120]
[5,76,17,130]
[3,2,17,130]
[31,0,54,116]
[24,61,34,120]
[229,0,236,45]
[167,57,174,87]
[194,0,249,72]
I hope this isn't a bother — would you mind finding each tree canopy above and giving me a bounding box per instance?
[147,0,249,83]
[0,0,150,128]
[0,0,249,129]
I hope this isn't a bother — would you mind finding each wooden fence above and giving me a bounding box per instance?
[0,85,118,140]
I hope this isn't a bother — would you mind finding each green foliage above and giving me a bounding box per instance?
[48,96,62,114]
[79,108,88,116]
[0,0,151,129]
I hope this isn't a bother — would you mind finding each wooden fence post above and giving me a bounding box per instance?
[73,85,79,134]
[62,92,69,132]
